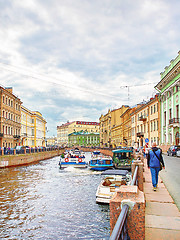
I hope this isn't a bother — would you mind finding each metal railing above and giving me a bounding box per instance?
[110,204,129,240]
[110,165,139,240]
[131,165,138,186]
[0,147,63,156]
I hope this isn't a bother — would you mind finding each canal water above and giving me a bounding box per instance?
[0,152,110,239]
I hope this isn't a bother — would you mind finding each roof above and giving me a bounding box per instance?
[101,169,129,176]
[112,149,133,153]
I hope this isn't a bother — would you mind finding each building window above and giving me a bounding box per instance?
[154,121,156,131]
[154,105,156,113]
[169,108,172,120]
[164,111,166,126]
[176,105,179,118]
[151,106,153,115]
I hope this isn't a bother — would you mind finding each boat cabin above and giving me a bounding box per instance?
[112,148,133,170]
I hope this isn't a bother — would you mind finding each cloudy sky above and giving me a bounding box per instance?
[0,0,179,136]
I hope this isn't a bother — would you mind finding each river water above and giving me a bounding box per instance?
[0,152,110,240]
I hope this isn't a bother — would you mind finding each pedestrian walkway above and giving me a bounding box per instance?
[143,159,180,240]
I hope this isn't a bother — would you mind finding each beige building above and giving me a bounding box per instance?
[21,106,46,147]
[0,86,22,148]
[131,95,160,148]
[46,137,57,147]
[57,121,99,147]
[57,121,73,147]
[111,106,129,148]
[99,105,129,148]
[99,110,111,148]
[120,107,136,147]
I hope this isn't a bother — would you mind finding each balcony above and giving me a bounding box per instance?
[139,115,147,121]
[169,118,180,128]
[137,132,144,137]
[13,135,21,139]
[0,133,4,138]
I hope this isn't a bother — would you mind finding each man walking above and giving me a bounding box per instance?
[147,142,165,191]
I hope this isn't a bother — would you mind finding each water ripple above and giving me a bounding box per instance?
[0,153,110,239]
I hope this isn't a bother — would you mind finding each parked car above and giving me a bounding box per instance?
[176,149,180,157]
[167,145,180,156]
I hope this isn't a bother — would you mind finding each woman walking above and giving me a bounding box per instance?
[147,142,165,191]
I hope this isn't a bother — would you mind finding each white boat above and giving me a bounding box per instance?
[96,169,131,204]
[59,149,87,169]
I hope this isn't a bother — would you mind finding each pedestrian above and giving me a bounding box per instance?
[147,142,165,191]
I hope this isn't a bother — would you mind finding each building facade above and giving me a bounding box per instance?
[111,106,130,148]
[46,137,57,147]
[68,131,100,147]
[131,96,160,148]
[21,106,46,147]
[120,107,136,147]
[155,51,180,149]
[0,86,22,148]
[57,121,73,147]
[57,121,99,147]
[99,110,111,148]
[99,106,129,148]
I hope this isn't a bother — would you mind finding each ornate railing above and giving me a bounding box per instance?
[169,118,180,124]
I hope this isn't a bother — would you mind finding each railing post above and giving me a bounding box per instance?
[132,160,144,192]
[110,185,145,240]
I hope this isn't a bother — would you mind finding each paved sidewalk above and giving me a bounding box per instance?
[143,159,180,240]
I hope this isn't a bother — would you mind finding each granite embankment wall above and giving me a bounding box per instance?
[0,149,64,168]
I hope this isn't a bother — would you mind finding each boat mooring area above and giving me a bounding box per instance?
[0,149,180,239]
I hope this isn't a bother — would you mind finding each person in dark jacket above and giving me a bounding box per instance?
[147,142,165,191]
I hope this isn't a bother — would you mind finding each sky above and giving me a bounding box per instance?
[0,0,180,137]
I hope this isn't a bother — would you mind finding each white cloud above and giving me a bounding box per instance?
[0,0,180,136]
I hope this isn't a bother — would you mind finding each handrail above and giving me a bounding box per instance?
[131,165,138,186]
[109,165,139,240]
[109,204,129,240]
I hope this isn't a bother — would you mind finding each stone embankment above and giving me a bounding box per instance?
[0,149,64,168]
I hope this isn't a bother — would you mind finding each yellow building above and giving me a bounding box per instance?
[57,121,99,147]
[21,106,46,147]
[46,137,57,147]
[0,86,22,148]
[99,105,129,148]
[120,107,136,147]
[57,121,73,147]
[131,95,160,148]
[111,106,129,148]
[99,110,111,148]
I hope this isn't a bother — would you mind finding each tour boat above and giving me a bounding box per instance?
[96,169,131,204]
[89,151,114,171]
[59,149,87,169]
[112,148,134,171]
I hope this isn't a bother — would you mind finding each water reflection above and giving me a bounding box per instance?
[0,153,110,239]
